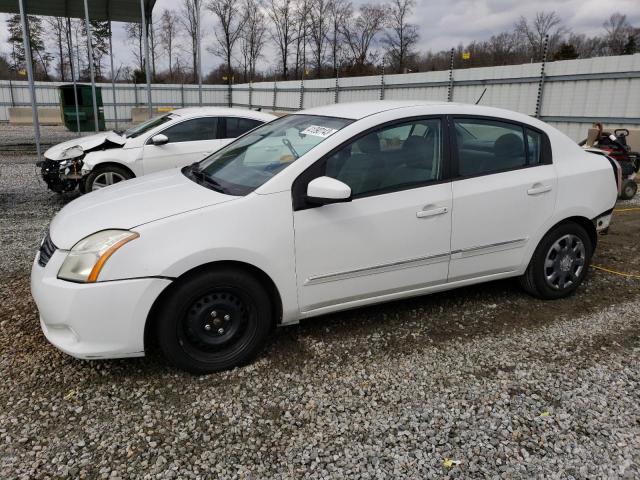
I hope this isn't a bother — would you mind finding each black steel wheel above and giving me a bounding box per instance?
[519,222,593,300]
[155,268,273,374]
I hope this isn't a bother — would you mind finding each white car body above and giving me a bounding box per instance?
[43,107,275,179]
[32,101,617,362]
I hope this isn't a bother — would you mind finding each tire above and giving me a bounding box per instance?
[155,268,273,374]
[620,179,637,200]
[519,222,593,300]
[85,165,133,192]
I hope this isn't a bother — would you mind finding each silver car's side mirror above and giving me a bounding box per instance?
[151,134,169,146]
[306,176,352,205]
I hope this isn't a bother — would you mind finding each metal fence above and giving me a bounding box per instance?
[1,53,639,141]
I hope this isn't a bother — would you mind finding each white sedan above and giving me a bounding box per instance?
[38,107,276,193]
[32,101,618,373]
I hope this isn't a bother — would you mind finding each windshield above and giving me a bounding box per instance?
[124,114,177,138]
[190,114,353,195]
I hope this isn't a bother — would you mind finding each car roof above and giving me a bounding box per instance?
[294,101,449,120]
[171,107,276,122]
[294,101,543,126]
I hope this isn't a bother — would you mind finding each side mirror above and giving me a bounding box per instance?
[306,176,352,205]
[151,134,169,146]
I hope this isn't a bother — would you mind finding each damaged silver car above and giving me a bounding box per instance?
[37,107,276,193]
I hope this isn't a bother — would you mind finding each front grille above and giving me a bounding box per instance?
[38,233,56,268]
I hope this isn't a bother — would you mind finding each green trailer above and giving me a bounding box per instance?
[59,84,106,132]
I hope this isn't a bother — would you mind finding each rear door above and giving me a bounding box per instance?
[220,117,264,148]
[449,116,557,281]
[142,117,220,174]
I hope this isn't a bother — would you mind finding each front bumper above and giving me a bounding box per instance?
[37,158,84,193]
[31,249,171,359]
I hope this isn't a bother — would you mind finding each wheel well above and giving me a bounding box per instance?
[90,162,135,178]
[143,261,283,352]
[551,216,597,249]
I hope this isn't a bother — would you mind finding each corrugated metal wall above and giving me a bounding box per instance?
[1,53,639,141]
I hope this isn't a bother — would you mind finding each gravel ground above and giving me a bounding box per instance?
[0,124,85,147]
[1,126,640,479]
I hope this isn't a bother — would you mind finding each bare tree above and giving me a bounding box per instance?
[159,9,181,79]
[515,11,567,61]
[328,0,351,76]
[486,31,520,65]
[239,0,268,82]
[568,33,605,58]
[180,0,200,82]
[603,13,632,55]
[207,0,247,84]
[45,17,68,80]
[150,14,159,79]
[7,14,52,79]
[268,0,296,79]
[382,0,419,73]
[308,0,332,76]
[341,4,387,72]
[293,0,311,79]
[83,21,110,81]
[125,22,145,73]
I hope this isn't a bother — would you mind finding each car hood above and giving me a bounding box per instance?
[44,131,126,161]
[49,169,238,249]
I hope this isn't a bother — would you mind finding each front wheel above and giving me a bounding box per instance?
[155,268,273,374]
[84,165,133,192]
[519,222,593,300]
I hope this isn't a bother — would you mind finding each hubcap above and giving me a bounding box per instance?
[544,234,586,290]
[92,171,126,190]
[180,291,249,355]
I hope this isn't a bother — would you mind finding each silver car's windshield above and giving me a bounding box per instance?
[124,114,177,138]
[187,115,353,195]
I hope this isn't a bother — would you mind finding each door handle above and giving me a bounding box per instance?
[527,184,552,195]
[416,206,448,218]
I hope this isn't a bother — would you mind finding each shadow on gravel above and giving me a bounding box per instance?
[2,260,639,380]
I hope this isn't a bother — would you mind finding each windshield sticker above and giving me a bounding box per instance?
[301,126,339,138]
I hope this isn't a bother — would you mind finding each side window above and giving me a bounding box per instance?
[454,118,526,176]
[159,117,218,143]
[225,117,262,138]
[324,118,442,198]
[526,129,542,165]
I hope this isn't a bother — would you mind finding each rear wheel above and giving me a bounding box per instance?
[155,268,273,374]
[85,165,133,192]
[519,222,592,299]
[620,179,637,200]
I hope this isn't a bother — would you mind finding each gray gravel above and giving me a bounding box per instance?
[1,124,86,146]
[1,125,640,479]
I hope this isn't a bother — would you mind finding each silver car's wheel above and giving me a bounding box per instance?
[91,171,126,190]
[84,166,133,193]
[543,234,586,290]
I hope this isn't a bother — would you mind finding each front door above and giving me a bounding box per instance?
[293,117,453,313]
[142,117,220,174]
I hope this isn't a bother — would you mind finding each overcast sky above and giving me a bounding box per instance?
[1,0,639,75]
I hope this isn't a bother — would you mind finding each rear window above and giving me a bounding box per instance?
[225,117,263,138]
[453,118,550,176]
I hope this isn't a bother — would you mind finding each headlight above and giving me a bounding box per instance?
[58,230,139,283]
[60,145,84,160]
